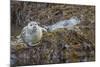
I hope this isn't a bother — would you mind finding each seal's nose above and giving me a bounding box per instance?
[33,26,37,30]
[33,26,36,28]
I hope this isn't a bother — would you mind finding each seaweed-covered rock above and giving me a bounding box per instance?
[11,29,95,66]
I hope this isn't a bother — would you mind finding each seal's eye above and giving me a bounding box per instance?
[30,24,32,26]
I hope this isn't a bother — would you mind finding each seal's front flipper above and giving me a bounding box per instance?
[27,42,40,47]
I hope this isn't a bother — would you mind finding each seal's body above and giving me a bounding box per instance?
[21,21,46,46]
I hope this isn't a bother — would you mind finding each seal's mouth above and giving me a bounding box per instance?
[33,26,37,31]
[33,26,36,28]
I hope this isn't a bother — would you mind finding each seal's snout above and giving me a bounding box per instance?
[33,26,37,31]
[33,26,36,28]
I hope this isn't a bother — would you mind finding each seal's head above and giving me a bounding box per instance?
[27,21,38,30]
[69,16,80,25]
